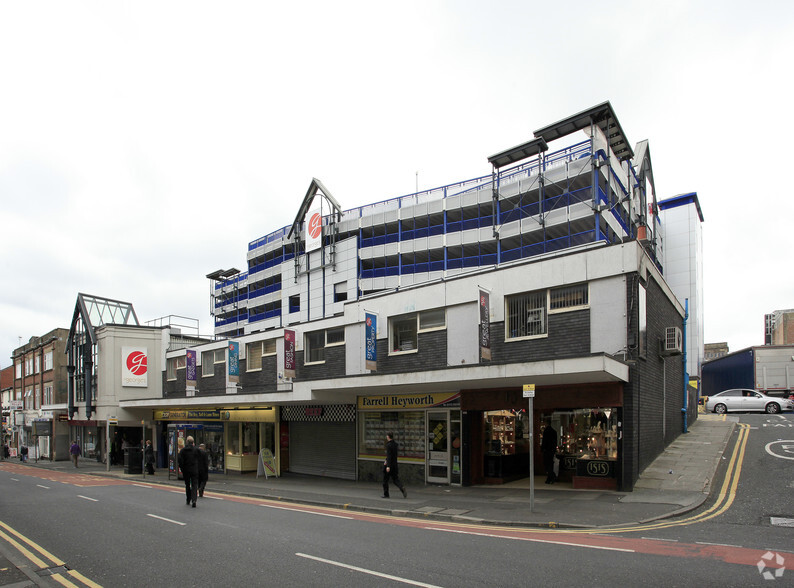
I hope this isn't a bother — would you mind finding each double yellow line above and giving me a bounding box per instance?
[0,520,101,587]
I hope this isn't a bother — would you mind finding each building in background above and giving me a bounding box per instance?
[10,329,69,460]
[1,365,14,444]
[658,193,704,386]
[704,342,729,362]
[765,309,794,345]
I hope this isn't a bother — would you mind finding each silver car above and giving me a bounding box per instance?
[705,389,794,414]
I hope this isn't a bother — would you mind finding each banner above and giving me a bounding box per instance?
[365,312,377,371]
[227,341,239,390]
[284,330,296,379]
[186,349,197,395]
[479,289,491,361]
[121,347,148,387]
[305,199,322,253]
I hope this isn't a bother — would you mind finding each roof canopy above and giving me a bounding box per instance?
[67,293,139,347]
[287,178,343,240]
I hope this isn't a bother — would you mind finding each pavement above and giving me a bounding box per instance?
[4,414,737,531]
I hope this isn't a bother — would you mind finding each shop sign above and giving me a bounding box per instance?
[121,347,148,387]
[154,409,222,421]
[305,407,323,417]
[9,400,23,410]
[305,200,322,253]
[358,391,461,411]
[576,459,616,478]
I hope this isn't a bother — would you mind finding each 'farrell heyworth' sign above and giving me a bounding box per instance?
[358,391,460,410]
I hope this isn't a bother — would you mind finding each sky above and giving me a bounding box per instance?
[1,1,793,370]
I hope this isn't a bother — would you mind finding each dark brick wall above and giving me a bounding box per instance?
[297,345,346,380]
[374,330,448,375]
[489,310,590,364]
[620,273,685,491]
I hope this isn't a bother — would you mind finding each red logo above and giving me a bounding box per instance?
[126,351,148,375]
[308,213,322,239]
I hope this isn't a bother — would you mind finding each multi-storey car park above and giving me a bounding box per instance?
[125,101,699,492]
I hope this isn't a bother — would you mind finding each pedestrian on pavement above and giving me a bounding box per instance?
[198,443,210,497]
[69,440,81,468]
[382,432,407,499]
[20,445,28,463]
[541,422,558,484]
[144,440,155,475]
[2,442,9,461]
[177,436,200,508]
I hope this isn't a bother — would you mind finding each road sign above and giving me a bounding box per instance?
[522,384,535,398]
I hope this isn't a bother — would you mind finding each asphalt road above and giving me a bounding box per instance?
[1,413,792,586]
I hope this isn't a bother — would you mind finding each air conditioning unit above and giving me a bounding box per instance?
[663,326,682,355]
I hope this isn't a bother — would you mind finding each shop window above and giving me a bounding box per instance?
[549,283,589,312]
[549,408,618,460]
[389,309,446,354]
[241,422,260,454]
[506,290,547,339]
[358,411,425,459]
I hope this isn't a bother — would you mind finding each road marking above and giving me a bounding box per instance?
[77,495,98,502]
[147,514,186,526]
[296,553,442,587]
[260,504,352,519]
[696,541,741,547]
[425,527,634,552]
[641,537,678,542]
[764,440,794,460]
[37,484,50,489]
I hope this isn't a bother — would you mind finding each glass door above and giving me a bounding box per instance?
[426,411,449,484]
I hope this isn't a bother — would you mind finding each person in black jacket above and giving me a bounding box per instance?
[197,443,210,497]
[144,440,155,475]
[541,422,558,484]
[382,432,407,499]
[177,436,200,507]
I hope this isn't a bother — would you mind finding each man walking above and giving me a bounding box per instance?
[197,443,210,497]
[69,440,81,468]
[177,436,200,508]
[382,432,407,499]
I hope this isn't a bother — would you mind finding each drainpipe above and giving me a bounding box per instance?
[682,298,689,433]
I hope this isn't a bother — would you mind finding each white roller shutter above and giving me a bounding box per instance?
[289,421,356,480]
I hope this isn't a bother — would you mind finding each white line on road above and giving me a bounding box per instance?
[696,541,742,547]
[147,514,186,526]
[36,484,50,489]
[78,495,98,502]
[10,478,19,481]
[260,504,352,519]
[296,553,442,587]
[641,537,679,542]
[425,527,635,553]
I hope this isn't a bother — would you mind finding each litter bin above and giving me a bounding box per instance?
[124,447,143,474]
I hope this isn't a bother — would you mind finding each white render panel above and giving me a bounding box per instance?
[590,276,627,356]
[447,303,479,367]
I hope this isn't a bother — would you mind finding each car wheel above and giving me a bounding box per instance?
[766,403,781,414]
[714,403,727,414]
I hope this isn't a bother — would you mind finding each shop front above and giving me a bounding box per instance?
[357,392,462,486]
[462,384,623,489]
[155,407,276,475]
[281,404,356,480]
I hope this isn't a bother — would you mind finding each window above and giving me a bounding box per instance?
[43,351,53,371]
[390,309,446,353]
[25,357,33,376]
[289,295,300,314]
[34,385,40,410]
[326,327,345,346]
[334,282,348,303]
[15,362,22,379]
[43,384,53,405]
[506,290,547,339]
[202,349,225,377]
[305,331,326,363]
[34,356,41,373]
[25,387,33,410]
[167,356,185,380]
[549,284,589,311]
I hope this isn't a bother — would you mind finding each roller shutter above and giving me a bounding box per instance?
[289,421,356,480]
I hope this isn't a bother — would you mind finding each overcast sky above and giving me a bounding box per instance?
[2,1,793,370]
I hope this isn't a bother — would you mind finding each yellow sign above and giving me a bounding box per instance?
[257,448,278,479]
[523,384,535,392]
[358,391,460,411]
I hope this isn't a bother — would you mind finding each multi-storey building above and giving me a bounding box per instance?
[658,192,705,384]
[10,328,69,460]
[120,102,696,492]
[765,309,794,345]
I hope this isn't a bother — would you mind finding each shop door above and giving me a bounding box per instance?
[426,411,450,484]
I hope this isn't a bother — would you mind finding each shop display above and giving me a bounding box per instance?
[360,411,424,459]
[486,412,516,455]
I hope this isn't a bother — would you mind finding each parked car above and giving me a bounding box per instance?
[705,389,794,414]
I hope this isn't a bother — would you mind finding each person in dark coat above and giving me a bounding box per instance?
[382,432,407,499]
[197,443,210,497]
[177,436,200,507]
[541,422,558,484]
[144,440,155,475]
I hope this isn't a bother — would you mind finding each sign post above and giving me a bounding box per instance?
[523,384,535,512]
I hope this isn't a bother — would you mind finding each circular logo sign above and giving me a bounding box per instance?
[126,351,148,375]
[308,212,322,239]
